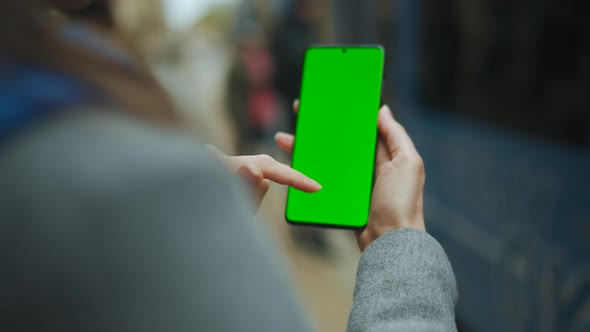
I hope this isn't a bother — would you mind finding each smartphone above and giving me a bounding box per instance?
[285,46,385,228]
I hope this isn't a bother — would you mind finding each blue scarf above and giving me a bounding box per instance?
[0,23,130,140]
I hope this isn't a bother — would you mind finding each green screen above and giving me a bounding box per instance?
[286,46,384,228]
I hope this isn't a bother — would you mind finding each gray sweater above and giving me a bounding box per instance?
[0,111,457,331]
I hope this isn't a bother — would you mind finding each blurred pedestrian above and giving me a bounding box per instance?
[271,0,315,133]
[228,24,280,154]
[0,1,457,331]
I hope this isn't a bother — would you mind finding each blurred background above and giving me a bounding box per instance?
[112,0,589,331]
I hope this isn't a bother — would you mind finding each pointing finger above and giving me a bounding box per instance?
[250,155,322,192]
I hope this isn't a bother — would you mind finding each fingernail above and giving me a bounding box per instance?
[293,99,299,108]
[308,178,323,191]
[382,105,394,119]
[274,131,286,140]
[246,163,262,179]
[239,163,261,183]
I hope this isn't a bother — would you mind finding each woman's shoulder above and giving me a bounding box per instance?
[0,109,227,204]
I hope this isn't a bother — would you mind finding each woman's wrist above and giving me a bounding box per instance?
[358,215,426,251]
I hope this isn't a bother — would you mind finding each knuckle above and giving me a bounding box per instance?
[257,154,273,163]
[395,151,412,164]
[376,162,395,176]
[397,151,424,173]
[413,155,425,174]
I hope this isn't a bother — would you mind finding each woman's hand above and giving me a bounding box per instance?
[208,146,322,208]
[276,102,425,252]
[357,106,425,251]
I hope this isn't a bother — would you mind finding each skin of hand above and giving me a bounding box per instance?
[207,146,322,208]
[275,102,426,252]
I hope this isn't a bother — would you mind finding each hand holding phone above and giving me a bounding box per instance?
[356,106,425,250]
[278,104,426,250]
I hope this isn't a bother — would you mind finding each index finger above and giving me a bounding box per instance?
[250,155,322,193]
